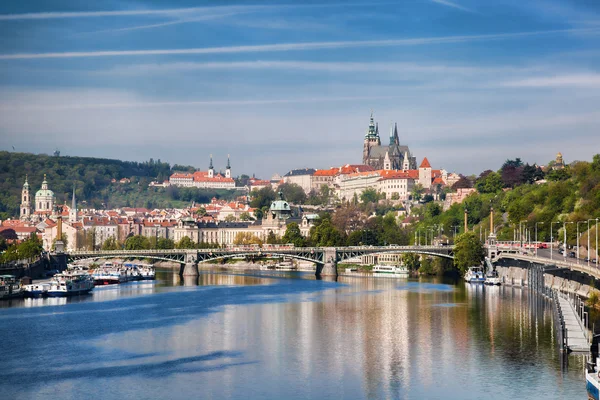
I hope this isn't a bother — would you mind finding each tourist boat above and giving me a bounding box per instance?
[23,283,51,297]
[137,264,155,280]
[464,266,486,283]
[274,260,296,271]
[373,265,410,277]
[586,336,600,400]
[484,270,502,285]
[47,270,94,297]
[92,267,126,285]
[0,275,24,299]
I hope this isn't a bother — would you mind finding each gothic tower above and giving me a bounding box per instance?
[208,154,214,178]
[69,184,77,223]
[225,154,231,179]
[20,175,31,220]
[362,112,380,165]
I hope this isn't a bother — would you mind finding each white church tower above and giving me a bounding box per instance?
[69,185,78,223]
[225,154,231,178]
[208,155,214,178]
[20,175,31,220]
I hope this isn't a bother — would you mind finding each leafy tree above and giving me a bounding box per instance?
[176,236,196,249]
[391,192,400,200]
[102,236,120,250]
[224,215,237,222]
[156,238,175,249]
[332,203,364,233]
[475,171,503,193]
[18,233,44,259]
[239,212,254,221]
[546,168,570,181]
[278,183,307,204]
[403,253,420,271]
[266,231,280,245]
[451,176,472,190]
[233,232,263,245]
[282,222,306,247]
[453,232,485,275]
[360,188,380,205]
[125,235,150,250]
[310,219,344,247]
[411,184,425,201]
[250,187,276,209]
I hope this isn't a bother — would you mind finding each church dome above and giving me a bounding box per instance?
[35,188,54,197]
[269,192,292,220]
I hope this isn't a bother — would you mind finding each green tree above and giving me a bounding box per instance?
[17,233,44,259]
[102,236,120,250]
[282,222,306,247]
[176,236,197,249]
[475,171,503,194]
[453,232,485,275]
[51,233,69,251]
[233,232,263,245]
[360,188,380,205]
[403,253,420,271]
[310,219,344,247]
[224,215,237,222]
[125,235,150,250]
[250,187,276,209]
[156,237,175,249]
[278,183,307,204]
[239,211,254,221]
[411,184,425,201]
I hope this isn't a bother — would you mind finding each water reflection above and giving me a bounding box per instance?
[0,273,588,399]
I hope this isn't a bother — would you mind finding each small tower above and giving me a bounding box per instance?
[69,184,77,223]
[208,154,214,178]
[225,154,231,179]
[402,151,410,171]
[383,151,391,171]
[418,157,432,189]
[20,175,31,220]
[554,152,565,170]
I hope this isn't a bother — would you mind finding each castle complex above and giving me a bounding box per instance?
[362,112,417,171]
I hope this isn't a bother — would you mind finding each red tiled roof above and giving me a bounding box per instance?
[419,157,431,168]
[313,168,338,177]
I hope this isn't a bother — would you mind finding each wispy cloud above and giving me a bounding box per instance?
[430,0,475,14]
[2,28,597,60]
[0,2,391,21]
[502,74,600,88]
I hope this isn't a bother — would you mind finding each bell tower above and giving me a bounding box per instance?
[20,175,31,220]
[363,111,380,165]
[208,154,214,178]
[225,154,231,179]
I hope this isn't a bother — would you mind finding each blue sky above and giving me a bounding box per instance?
[1,0,599,178]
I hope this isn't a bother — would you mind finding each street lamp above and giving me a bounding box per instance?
[577,221,587,264]
[564,222,574,262]
[588,219,595,268]
[550,221,560,261]
[535,222,544,257]
[519,220,528,249]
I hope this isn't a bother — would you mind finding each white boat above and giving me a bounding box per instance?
[23,283,51,297]
[274,260,296,271]
[47,270,94,297]
[137,264,155,280]
[484,270,502,285]
[0,275,23,299]
[373,265,410,277]
[587,337,600,400]
[464,266,486,283]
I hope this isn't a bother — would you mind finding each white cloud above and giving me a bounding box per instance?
[501,74,600,88]
[2,28,598,60]
[430,0,475,14]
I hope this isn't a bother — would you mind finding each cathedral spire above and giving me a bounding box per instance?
[366,111,376,138]
[393,123,399,145]
[226,154,231,169]
[69,183,77,223]
[209,154,213,170]
[389,122,394,145]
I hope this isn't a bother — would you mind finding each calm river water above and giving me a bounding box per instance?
[0,270,588,399]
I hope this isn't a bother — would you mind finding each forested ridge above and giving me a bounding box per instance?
[0,151,242,218]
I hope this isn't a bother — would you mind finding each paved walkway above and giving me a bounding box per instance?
[557,294,589,353]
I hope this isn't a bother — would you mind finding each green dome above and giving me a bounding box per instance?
[36,188,54,198]
[270,191,290,212]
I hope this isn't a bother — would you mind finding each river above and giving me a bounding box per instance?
[0,270,588,399]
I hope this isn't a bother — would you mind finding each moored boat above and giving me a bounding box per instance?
[586,336,600,400]
[23,283,51,297]
[47,270,94,297]
[373,265,409,277]
[0,275,24,299]
[484,270,502,285]
[464,266,486,283]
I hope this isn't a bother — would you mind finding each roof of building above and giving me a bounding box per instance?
[284,168,316,177]
[419,157,431,168]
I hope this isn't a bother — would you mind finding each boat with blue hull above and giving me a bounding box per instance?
[587,336,600,400]
[23,283,50,297]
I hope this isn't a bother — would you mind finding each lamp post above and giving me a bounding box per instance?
[564,222,574,262]
[596,218,599,266]
[550,221,560,261]
[577,221,586,265]
[535,222,544,257]
[519,220,528,249]
[452,225,459,242]
[588,219,594,268]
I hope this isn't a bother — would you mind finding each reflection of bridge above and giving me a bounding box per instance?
[67,245,455,276]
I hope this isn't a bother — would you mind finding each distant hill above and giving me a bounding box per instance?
[0,151,243,219]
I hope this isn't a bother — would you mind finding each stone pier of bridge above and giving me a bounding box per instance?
[181,252,198,276]
[315,248,338,277]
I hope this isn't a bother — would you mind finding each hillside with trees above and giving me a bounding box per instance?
[0,151,243,219]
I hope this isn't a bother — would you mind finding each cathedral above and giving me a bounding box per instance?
[362,112,416,171]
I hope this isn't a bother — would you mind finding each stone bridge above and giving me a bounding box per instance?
[67,245,455,276]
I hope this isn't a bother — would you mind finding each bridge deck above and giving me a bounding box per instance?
[557,292,589,353]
